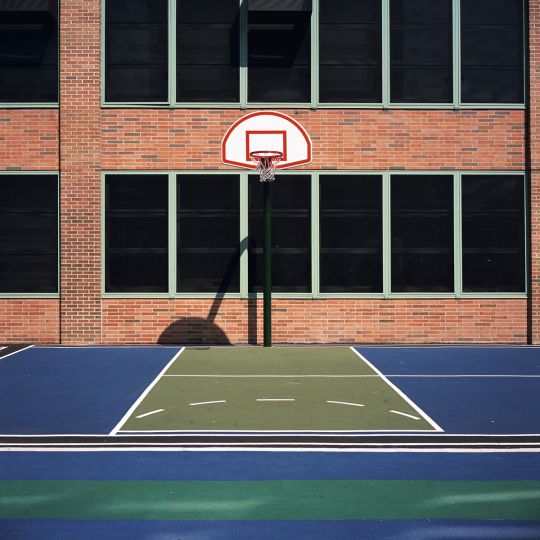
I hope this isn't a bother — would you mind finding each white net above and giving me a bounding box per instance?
[250,151,283,182]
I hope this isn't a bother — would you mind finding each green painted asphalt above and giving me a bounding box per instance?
[1,480,539,520]
[166,347,377,376]
[123,376,435,431]
[120,346,437,431]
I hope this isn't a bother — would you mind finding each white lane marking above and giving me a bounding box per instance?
[0,345,34,361]
[109,347,185,436]
[0,347,6,351]
[189,400,227,406]
[136,409,164,419]
[4,447,540,453]
[257,398,295,402]
[390,410,421,421]
[326,401,365,407]
[350,347,444,432]
[164,374,540,378]
[164,374,371,378]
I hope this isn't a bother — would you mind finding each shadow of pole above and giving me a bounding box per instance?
[159,237,256,345]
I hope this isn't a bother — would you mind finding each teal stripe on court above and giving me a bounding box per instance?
[1,480,539,520]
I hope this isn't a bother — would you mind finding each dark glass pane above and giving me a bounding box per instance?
[462,175,525,292]
[391,175,454,292]
[0,0,58,102]
[390,0,452,103]
[248,11,311,102]
[105,0,168,102]
[177,0,239,102]
[105,175,168,292]
[177,174,240,292]
[0,175,57,292]
[320,175,382,292]
[461,0,523,103]
[319,0,381,102]
[249,175,310,292]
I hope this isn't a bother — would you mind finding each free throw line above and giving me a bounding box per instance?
[109,347,185,435]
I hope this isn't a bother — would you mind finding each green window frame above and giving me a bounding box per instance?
[0,171,60,298]
[101,0,526,109]
[101,170,527,300]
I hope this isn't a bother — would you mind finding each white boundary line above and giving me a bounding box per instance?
[190,401,227,406]
[2,447,540,453]
[116,429,440,434]
[0,345,34,361]
[2,446,540,452]
[109,347,185,436]
[350,347,444,433]
[164,373,540,378]
[4,432,540,438]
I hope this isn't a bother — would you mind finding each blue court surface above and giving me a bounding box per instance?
[1,450,540,539]
[0,345,539,437]
[1,345,540,539]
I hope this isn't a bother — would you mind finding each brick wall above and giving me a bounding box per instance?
[0,300,59,343]
[102,109,526,171]
[0,1,535,345]
[102,299,527,345]
[529,0,540,344]
[0,111,58,170]
[59,0,102,344]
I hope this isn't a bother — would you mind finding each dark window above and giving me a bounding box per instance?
[105,175,168,292]
[462,175,525,292]
[461,0,523,103]
[249,175,310,292]
[391,175,454,292]
[105,0,168,102]
[248,9,311,102]
[320,175,382,292]
[177,175,240,292]
[0,0,58,102]
[390,0,452,103]
[319,0,381,103]
[177,0,239,102]
[0,175,57,293]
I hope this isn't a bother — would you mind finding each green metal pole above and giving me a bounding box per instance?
[263,181,272,347]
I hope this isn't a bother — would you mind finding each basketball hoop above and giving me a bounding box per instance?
[250,150,283,182]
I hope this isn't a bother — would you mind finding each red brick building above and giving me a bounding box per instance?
[0,0,537,345]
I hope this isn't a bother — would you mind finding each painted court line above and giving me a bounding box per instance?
[350,347,444,433]
[165,374,379,378]
[135,409,164,419]
[0,345,34,361]
[327,401,365,408]
[257,398,295,402]
[390,410,421,421]
[190,401,227,406]
[109,347,185,436]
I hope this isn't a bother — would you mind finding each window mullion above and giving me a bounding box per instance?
[382,0,390,108]
[452,0,461,109]
[311,0,319,108]
[169,172,177,297]
[169,0,177,104]
[383,171,391,297]
[240,171,249,298]
[240,0,248,108]
[454,172,462,297]
[311,172,320,297]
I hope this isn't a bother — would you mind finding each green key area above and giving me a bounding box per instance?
[119,347,439,432]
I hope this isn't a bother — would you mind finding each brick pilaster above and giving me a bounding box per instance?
[59,0,102,343]
[529,0,540,343]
